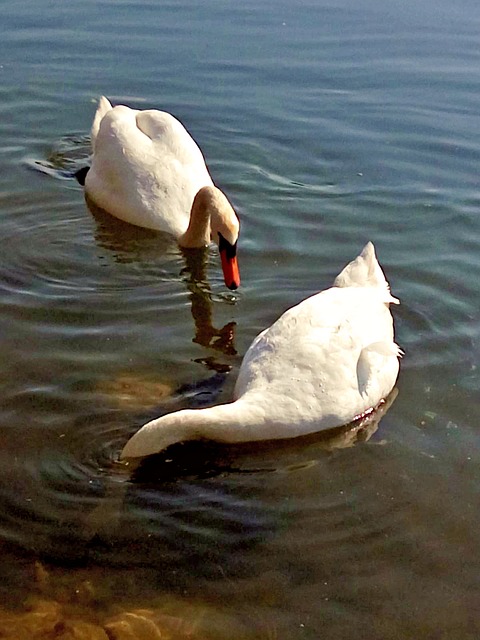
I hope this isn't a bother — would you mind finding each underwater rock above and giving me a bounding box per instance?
[104,609,164,640]
[104,607,202,639]
[96,374,173,411]
[0,598,62,639]
[1,561,207,639]
[0,598,109,640]
[58,620,110,640]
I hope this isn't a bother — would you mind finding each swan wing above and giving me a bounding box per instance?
[356,340,403,397]
[235,286,400,429]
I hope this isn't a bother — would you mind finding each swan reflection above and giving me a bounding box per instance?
[87,197,237,365]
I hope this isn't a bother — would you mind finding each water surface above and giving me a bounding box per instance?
[0,0,479,637]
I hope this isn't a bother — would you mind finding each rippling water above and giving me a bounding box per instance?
[0,0,479,637]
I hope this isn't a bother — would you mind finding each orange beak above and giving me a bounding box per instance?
[218,233,240,289]
[218,232,240,290]
[220,250,240,290]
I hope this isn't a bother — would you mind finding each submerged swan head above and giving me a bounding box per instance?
[181,186,240,290]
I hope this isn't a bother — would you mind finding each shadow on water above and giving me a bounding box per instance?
[75,390,398,578]
[0,379,398,582]
[127,387,398,484]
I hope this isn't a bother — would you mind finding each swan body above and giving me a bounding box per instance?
[121,243,402,459]
[81,96,240,288]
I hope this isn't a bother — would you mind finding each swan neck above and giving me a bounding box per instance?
[169,401,260,443]
[122,399,263,458]
[179,190,212,248]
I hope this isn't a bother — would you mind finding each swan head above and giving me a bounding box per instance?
[191,186,240,290]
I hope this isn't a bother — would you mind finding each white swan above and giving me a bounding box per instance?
[121,242,402,459]
[78,96,240,289]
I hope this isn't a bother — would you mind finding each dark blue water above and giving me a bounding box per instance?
[0,0,479,637]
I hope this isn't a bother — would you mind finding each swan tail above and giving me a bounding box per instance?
[90,96,113,150]
[334,242,399,304]
[120,402,257,459]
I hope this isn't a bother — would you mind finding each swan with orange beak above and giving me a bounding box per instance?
[76,96,240,290]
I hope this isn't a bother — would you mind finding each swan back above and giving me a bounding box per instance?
[85,98,214,234]
[233,243,400,430]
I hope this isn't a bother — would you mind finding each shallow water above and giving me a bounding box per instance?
[0,0,479,637]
